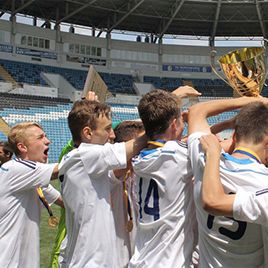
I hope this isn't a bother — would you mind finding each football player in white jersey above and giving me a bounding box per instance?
[111,120,145,268]
[59,100,147,268]
[187,98,268,267]
[200,133,268,227]
[129,87,200,268]
[0,122,59,268]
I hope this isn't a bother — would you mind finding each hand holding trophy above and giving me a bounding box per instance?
[211,47,266,97]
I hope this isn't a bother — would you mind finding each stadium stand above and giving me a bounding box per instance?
[144,76,234,97]
[1,59,253,98]
[0,93,140,161]
[0,59,136,95]
[0,93,237,162]
[0,95,73,162]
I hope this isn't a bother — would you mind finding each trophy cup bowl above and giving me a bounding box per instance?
[215,47,266,97]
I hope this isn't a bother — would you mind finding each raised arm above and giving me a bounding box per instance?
[200,134,234,216]
[210,116,236,135]
[188,96,263,135]
[172,86,202,99]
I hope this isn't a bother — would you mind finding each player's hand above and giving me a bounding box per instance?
[172,86,202,98]
[200,134,221,156]
[85,91,99,102]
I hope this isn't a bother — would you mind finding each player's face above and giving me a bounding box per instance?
[91,115,115,145]
[21,126,51,163]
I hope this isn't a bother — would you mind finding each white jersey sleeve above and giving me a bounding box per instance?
[1,159,56,192]
[42,184,61,205]
[187,132,225,175]
[79,142,127,176]
[187,132,207,171]
[233,189,268,226]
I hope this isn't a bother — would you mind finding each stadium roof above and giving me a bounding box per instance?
[1,0,268,40]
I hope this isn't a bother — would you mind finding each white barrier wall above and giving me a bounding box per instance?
[41,73,76,100]
[133,82,155,95]
[0,82,58,97]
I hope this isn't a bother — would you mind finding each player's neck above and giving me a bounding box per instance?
[232,142,263,163]
[152,128,178,142]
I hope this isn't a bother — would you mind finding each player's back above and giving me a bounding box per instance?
[195,153,268,267]
[129,140,197,268]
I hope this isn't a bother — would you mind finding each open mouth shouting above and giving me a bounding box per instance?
[43,148,49,161]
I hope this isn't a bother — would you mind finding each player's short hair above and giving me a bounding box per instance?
[8,122,43,156]
[138,89,181,139]
[0,141,13,165]
[0,141,13,157]
[68,100,111,143]
[235,102,268,144]
[114,120,144,142]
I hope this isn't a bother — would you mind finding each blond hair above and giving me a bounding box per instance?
[8,122,43,156]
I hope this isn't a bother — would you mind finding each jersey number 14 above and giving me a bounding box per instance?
[138,178,160,221]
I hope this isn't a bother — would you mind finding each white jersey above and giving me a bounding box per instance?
[188,132,268,268]
[110,173,132,268]
[110,171,139,268]
[42,183,61,205]
[0,158,55,268]
[129,140,197,268]
[59,142,126,268]
[234,189,268,226]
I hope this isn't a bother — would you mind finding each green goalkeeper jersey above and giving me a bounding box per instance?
[50,140,74,268]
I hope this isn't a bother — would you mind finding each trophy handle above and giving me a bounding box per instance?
[210,49,232,87]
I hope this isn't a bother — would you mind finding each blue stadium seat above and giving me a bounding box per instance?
[0,59,136,95]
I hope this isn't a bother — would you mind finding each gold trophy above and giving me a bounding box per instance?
[211,47,266,97]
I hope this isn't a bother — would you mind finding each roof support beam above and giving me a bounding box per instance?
[255,0,267,38]
[11,0,35,16]
[159,0,185,39]
[210,0,222,43]
[97,30,103,37]
[56,0,98,26]
[107,0,145,33]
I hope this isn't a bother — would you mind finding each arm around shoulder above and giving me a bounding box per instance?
[124,133,147,161]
